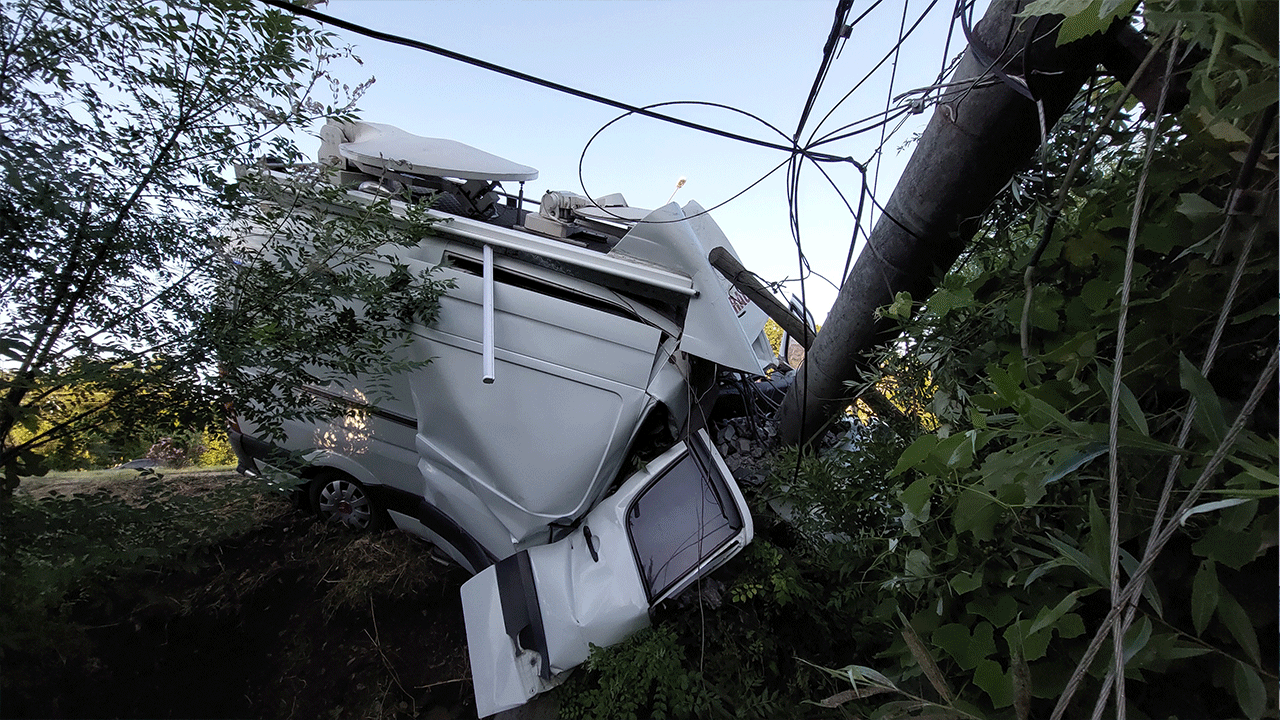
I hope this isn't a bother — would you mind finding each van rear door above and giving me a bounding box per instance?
[461,429,753,717]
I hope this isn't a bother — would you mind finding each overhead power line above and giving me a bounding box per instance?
[256,0,855,164]
[793,0,856,141]
[807,0,943,147]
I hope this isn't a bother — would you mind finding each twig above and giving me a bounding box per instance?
[415,677,468,691]
[365,598,415,714]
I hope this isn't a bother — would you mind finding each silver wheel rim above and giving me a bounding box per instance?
[318,479,373,529]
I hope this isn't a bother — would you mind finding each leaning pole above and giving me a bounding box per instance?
[776,0,1151,446]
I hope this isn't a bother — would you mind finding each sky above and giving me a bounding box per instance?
[302,0,990,320]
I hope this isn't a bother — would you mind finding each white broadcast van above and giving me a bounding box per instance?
[228,121,794,716]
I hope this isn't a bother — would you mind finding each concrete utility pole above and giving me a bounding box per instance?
[776,0,1173,446]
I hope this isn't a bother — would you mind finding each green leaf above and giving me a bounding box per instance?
[1028,591,1083,637]
[1023,557,1069,588]
[901,477,933,516]
[1006,617,1055,662]
[1024,394,1077,432]
[1096,363,1149,435]
[987,365,1024,408]
[930,432,968,467]
[1064,230,1114,267]
[1233,662,1267,720]
[933,624,972,667]
[1217,588,1261,665]
[1179,498,1254,526]
[1018,0,1094,17]
[1222,81,1279,120]
[966,622,998,670]
[1233,42,1277,67]
[1057,613,1085,639]
[1081,277,1115,311]
[886,291,914,320]
[1118,549,1164,618]
[1179,354,1228,446]
[1098,0,1136,17]
[1164,643,1212,661]
[1219,494,1260,532]
[1085,492,1108,568]
[1230,459,1279,486]
[968,594,1019,628]
[955,487,1001,541]
[950,569,983,595]
[1109,426,1183,455]
[1193,526,1260,570]
[1117,386,1148,436]
[1043,444,1107,486]
[1122,616,1152,664]
[974,658,1013,708]
[926,286,974,316]
[1052,0,1137,45]
[1191,561,1218,636]
[1176,193,1222,220]
[905,549,931,578]
[1232,296,1278,324]
[1202,114,1253,143]
[1203,488,1276,499]
[890,436,938,478]
[945,429,982,469]
[1041,534,1108,587]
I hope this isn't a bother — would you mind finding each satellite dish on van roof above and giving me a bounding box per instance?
[338,122,538,182]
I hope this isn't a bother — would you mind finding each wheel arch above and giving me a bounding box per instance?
[299,450,383,489]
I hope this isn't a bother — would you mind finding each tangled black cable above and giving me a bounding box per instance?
[255,0,851,162]
[576,101,797,225]
[261,0,946,243]
[806,0,944,149]
[574,98,926,228]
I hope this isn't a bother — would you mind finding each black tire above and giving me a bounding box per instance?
[310,472,385,531]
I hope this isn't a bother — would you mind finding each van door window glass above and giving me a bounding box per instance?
[626,452,742,601]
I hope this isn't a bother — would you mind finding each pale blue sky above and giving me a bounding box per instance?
[310,0,989,319]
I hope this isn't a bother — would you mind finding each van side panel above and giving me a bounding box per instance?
[409,265,662,551]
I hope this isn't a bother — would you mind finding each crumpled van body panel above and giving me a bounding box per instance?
[229,121,783,717]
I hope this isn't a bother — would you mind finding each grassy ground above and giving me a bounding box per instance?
[18,463,241,498]
[1,466,476,719]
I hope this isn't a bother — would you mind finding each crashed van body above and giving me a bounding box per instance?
[228,121,779,716]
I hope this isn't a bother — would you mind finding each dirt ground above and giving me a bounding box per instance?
[4,470,480,720]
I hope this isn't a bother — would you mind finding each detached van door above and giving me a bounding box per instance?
[461,429,753,717]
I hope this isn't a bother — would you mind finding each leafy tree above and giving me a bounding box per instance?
[0,0,448,489]
[797,4,1278,718]
[206,170,451,445]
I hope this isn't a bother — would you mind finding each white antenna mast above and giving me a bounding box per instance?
[665,176,687,205]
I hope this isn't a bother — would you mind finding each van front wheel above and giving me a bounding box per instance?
[312,473,385,531]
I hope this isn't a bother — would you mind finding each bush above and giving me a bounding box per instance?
[145,431,207,468]
[0,474,264,668]
[197,430,237,467]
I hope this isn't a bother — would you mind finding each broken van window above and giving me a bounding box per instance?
[626,451,742,601]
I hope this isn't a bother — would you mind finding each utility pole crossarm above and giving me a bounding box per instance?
[708,246,814,350]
